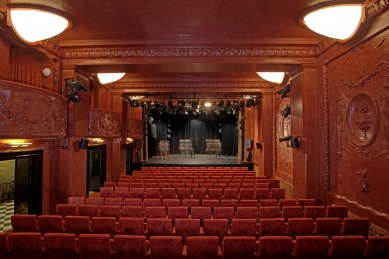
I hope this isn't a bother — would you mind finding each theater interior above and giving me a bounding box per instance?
[0,0,389,258]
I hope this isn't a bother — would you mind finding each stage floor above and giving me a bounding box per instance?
[143,154,253,169]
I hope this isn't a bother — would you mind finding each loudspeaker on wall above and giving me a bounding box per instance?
[79,139,89,149]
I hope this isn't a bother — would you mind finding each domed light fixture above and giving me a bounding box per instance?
[97,73,126,84]
[301,5,364,41]
[257,72,285,84]
[8,7,70,43]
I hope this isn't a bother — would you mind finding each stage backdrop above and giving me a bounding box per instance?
[149,117,238,157]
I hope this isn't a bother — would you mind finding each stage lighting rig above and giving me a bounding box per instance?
[63,78,88,103]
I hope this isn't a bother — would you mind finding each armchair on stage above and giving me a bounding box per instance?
[205,139,222,158]
[158,140,170,159]
[178,139,195,157]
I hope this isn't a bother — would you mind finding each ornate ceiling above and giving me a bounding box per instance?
[0,0,368,98]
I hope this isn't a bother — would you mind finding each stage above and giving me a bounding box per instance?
[142,154,253,169]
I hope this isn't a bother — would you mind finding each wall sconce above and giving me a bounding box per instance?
[97,73,125,84]
[257,72,285,83]
[89,138,104,145]
[42,68,51,77]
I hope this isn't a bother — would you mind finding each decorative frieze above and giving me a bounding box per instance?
[88,108,121,138]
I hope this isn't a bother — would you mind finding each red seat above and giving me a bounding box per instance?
[192,188,207,200]
[223,236,257,259]
[240,200,258,207]
[258,218,286,236]
[113,235,147,259]
[208,189,223,200]
[56,204,77,218]
[213,207,235,222]
[326,206,348,220]
[91,217,119,238]
[122,206,143,218]
[224,188,239,199]
[43,233,79,259]
[115,187,130,198]
[87,197,105,207]
[123,198,142,206]
[0,232,10,259]
[181,199,200,214]
[259,199,278,207]
[203,219,229,243]
[77,205,99,218]
[239,188,255,200]
[130,188,145,200]
[161,188,176,199]
[185,236,221,259]
[78,234,113,259]
[279,199,297,210]
[256,188,270,201]
[303,206,326,221]
[37,215,65,234]
[143,198,162,208]
[149,236,183,259]
[297,198,315,209]
[146,218,174,238]
[340,217,370,238]
[328,235,366,259]
[313,218,342,238]
[258,206,280,219]
[144,206,167,219]
[292,236,330,259]
[100,187,115,198]
[190,207,211,226]
[162,199,181,209]
[68,197,86,206]
[285,218,314,238]
[364,236,389,259]
[119,218,145,235]
[145,188,160,199]
[99,205,121,221]
[11,214,39,232]
[230,219,257,236]
[64,216,91,237]
[168,206,189,224]
[174,218,201,242]
[8,232,45,259]
[201,199,220,214]
[281,206,303,221]
[270,188,285,201]
[104,182,116,188]
[177,188,192,200]
[235,207,257,219]
[258,236,294,259]
[105,197,123,208]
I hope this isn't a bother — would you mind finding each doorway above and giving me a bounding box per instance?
[86,145,106,196]
[0,150,43,232]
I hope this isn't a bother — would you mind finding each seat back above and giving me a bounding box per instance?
[240,200,258,207]
[224,188,239,199]
[328,235,366,259]
[56,204,77,218]
[285,218,314,238]
[230,219,257,236]
[8,232,45,259]
[326,206,348,220]
[176,188,192,199]
[11,214,39,232]
[258,218,286,236]
[123,198,142,206]
[340,218,370,238]
[122,206,143,218]
[43,233,79,259]
[77,234,113,259]
[213,207,235,221]
[146,218,173,238]
[192,188,207,200]
[145,188,160,199]
[119,218,145,235]
[99,205,121,221]
[239,188,255,200]
[313,218,342,238]
[105,197,123,208]
[279,199,297,210]
[201,199,219,213]
[297,198,315,209]
[223,236,257,259]
[181,199,200,214]
[115,187,130,198]
[175,219,201,241]
[149,236,183,259]
[364,236,389,259]
[168,206,189,223]
[113,235,147,259]
[236,207,257,219]
[203,219,229,242]
[91,217,118,238]
[37,215,65,234]
[143,199,162,208]
[104,182,116,188]
[144,206,167,219]
[258,236,294,259]
[64,216,91,237]
[68,197,86,206]
[190,207,211,226]
[268,179,280,189]
[281,206,303,221]
[303,206,326,221]
[86,197,105,207]
[258,206,280,219]
[129,188,145,199]
[270,188,285,201]
[208,189,223,200]
[161,188,176,199]
[186,236,220,259]
[292,236,330,259]
[259,199,277,207]
[77,205,99,218]
[100,187,115,198]
[0,232,10,259]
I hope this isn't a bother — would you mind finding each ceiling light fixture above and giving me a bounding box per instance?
[97,73,125,84]
[257,72,285,84]
[8,7,70,43]
[301,5,364,41]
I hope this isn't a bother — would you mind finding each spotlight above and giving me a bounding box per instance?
[245,99,254,108]
[69,92,82,103]
[281,106,291,118]
[63,78,88,103]
[278,85,290,98]
[131,99,139,107]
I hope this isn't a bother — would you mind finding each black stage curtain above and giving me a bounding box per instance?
[150,117,238,156]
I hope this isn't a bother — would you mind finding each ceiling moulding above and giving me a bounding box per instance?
[366,0,389,19]
[112,82,272,89]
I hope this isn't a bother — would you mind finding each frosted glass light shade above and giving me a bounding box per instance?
[97,73,126,84]
[257,72,285,84]
[10,9,69,43]
[303,5,363,41]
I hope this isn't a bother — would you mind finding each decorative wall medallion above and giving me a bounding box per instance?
[346,92,379,147]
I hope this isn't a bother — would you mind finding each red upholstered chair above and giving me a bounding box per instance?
[256,183,269,188]
[258,206,280,219]
[230,219,258,237]
[122,206,143,218]
[145,188,160,199]
[208,189,223,200]
[185,236,221,259]
[144,206,167,219]
[364,236,389,259]
[285,218,314,238]
[143,198,162,208]
[172,183,185,189]
[37,215,65,234]
[340,217,370,238]
[56,204,77,217]
[64,216,91,237]
[201,199,220,214]
[222,236,257,259]
[119,218,145,235]
[239,188,255,200]
[256,179,269,184]
[297,198,315,209]
[114,187,130,198]
[161,188,176,199]
[123,198,142,206]
[104,182,116,188]
[68,196,86,206]
[162,199,181,209]
[87,197,105,208]
[174,219,201,242]
[214,183,227,190]
[292,236,330,259]
[11,214,39,232]
[268,179,280,189]
[130,188,145,200]
[313,218,342,238]
[258,218,286,236]
[235,207,257,219]
[131,183,144,188]
[325,206,348,220]
[149,236,183,259]
[78,205,99,218]
[43,233,79,259]
[328,235,366,259]
[116,182,130,188]
[190,207,211,227]
[228,183,241,189]
[270,188,285,201]
[100,187,115,198]
[91,217,119,238]
[181,199,200,214]
[279,199,297,210]
[78,234,113,259]
[213,207,235,222]
[281,206,303,221]
[186,183,199,189]
[192,188,207,200]
[146,218,174,238]
[158,183,171,190]
[303,206,326,221]
[168,207,189,225]
[99,205,121,221]
[105,197,123,208]
[241,183,254,189]
[113,235,147,259]
[224,188,239,199]
[258,236,294,259]
[203,219,229,244]
[177,188,192,200]
[256,188,271,201]
[259,199,278,207]
[200,183,213,189]
[8,232,45,259]
[240,200,259,207]
[220,199,239,211]
[0,232,10,259]
[144,183,158,188]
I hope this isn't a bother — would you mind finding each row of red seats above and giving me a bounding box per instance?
[3,232,388,259]
[10,214,371,242]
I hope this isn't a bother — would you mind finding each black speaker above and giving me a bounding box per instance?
[79,139,89,149]
[290,138,300,148]
[256,142,262,149]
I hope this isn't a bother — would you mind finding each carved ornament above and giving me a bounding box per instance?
[114,82,272,90]
[322,64,331,191]
[127,119,143,138]
[88,108,121,138]
[366,0,389,19]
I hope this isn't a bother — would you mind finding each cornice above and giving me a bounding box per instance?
[113,82,272,90]
[366,0,389,19]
